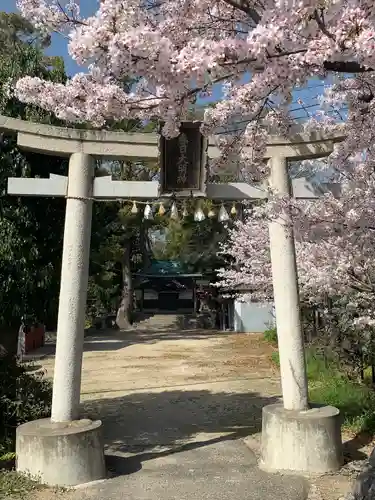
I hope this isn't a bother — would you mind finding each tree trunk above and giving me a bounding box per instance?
[116,240,134,330]
[140,222,152,270]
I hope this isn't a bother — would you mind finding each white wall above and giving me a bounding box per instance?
[234,300,275,333]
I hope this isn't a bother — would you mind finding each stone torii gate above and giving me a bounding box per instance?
[0,114,343,485]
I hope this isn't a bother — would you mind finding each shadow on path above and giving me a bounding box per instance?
[343,432,371,462]
[81,389,279,477]
[29,328,237,358]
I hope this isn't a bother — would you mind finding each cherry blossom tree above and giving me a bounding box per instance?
[12,0,375,301]
[11,1,375,331]
[10,0,375,180]
[217,155,375,377]
[219,155,375,320]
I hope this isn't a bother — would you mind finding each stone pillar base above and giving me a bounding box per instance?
[260,403,343,474]
[16,418,106,486]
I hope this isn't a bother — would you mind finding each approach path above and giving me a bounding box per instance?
[29,317,317,500]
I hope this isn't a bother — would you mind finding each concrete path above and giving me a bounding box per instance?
[30,322,309,500]
[72,440,307,500]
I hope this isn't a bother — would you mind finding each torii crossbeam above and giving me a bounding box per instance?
[1,114,344,484]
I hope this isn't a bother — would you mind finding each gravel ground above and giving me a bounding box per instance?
[25,324,371,500]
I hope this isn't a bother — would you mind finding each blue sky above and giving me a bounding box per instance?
[3,0,99,76]
[3,0,327,115]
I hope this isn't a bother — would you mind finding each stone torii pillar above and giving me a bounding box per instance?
[268,155,309,411]
[1,114,344,484]
[261,139,343,474]
[52,153,94,422]
[0,116,164,487]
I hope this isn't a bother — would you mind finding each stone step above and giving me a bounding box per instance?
[133,313,201,331]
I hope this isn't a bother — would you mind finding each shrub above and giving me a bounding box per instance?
[0,355,52,455]
[305,349,335,380]
[0,469,44,499]
[270,351,280,366]
[273,345,375,434]
[309,372,375,434]
[307,349,375,434]
[263,327,278,345]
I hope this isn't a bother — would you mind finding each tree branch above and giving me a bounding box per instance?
[218,3,373,74]
[221,0,261,23]
[313,9,335,41]
[323,60,374,73]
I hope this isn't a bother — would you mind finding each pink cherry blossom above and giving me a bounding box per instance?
[218,154,375,328]
[12,0,375,161]
[12,0,375,330]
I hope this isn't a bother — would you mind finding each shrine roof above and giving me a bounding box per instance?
[135,260,201,277]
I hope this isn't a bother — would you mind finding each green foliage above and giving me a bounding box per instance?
[263,327,278,345]
[0,452,15,462]
[0,470,45,499]
[0,356,52,455]
[87,156,162,323]
[304,349,332,380]
[88,195,149,321]
[0,12,229,329]
[0,143,66,328]
[270,351,280,366]
[0,12,51,49]
[301,300,375,382]
[153,201,230,276]
[310,376,375,433]
[0,13,66,122]
[88,202,124,319]
[0,11,68,333]
[0,12,157,328]
[307,349,375,434]
[271,341,375,434]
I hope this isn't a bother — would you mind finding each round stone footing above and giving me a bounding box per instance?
[16,418,106,486]
[260,403,343,474]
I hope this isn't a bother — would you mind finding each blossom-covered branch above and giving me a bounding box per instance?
[218,155,375,327]
[10,0,375,179]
